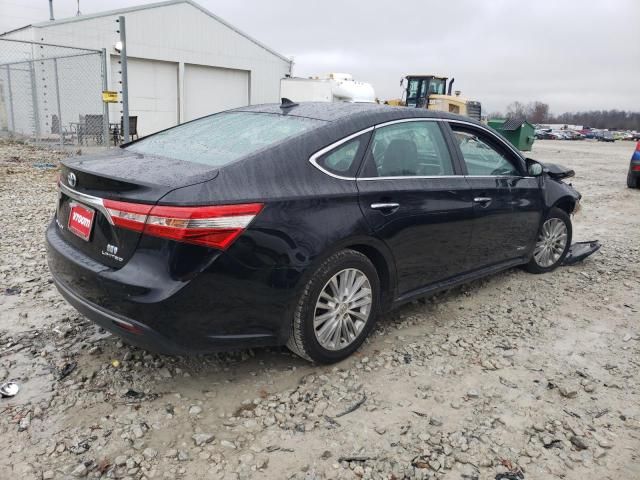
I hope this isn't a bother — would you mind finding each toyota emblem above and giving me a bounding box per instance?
[67,172,77,188]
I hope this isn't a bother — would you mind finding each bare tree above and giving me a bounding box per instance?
[528,102,550,124]
[506,101,527,119]
[499,100,639,129]
[548,110,640,130]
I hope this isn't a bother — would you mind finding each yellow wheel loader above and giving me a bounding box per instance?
[386,75,482,121]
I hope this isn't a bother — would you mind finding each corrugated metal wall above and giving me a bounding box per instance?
[183,64,249,121]
[3,1,290,134]
[110,56,179,136]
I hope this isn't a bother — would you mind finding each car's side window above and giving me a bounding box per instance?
[361,121,454,178]
[451,128,521,176]
[316,136,365,176]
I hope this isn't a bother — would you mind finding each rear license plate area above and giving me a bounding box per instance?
[67,202,95,241]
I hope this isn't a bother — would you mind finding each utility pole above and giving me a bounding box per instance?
[117,16,130,143]
[101,48,109,146]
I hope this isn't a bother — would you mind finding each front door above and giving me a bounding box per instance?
[357,120,475,296]
[447,123,543,268]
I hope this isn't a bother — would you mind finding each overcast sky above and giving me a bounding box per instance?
[1,0,638,113]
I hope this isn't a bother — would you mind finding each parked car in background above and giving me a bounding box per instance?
[597,131,615,142]
[613,131,627,141]
[562,130,583,140]
[551,130,569,140]
[47,103,582,363]
[535,129,556,140]
[628,141,640,188]
[534,129,547,139]
[620,131,635,141]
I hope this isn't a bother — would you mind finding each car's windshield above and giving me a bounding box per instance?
[127,112,325,167]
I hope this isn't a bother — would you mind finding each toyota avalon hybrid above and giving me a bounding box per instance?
[47,102,581,363]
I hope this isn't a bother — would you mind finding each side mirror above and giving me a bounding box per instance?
[526,159,544,177]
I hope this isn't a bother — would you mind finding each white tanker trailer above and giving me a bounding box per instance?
[280,73,376,103]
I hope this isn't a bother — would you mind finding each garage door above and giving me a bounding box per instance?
[184,64,249,121]
[110,57,178,136]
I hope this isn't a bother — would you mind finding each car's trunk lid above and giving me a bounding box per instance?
[56,148,218,268]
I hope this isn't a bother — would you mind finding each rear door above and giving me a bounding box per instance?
[356,119,474,297]
[446,122,543,267]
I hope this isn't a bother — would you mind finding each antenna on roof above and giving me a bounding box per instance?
[280,98,299,109]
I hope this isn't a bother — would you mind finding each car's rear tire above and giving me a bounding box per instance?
[525,208,572,274]
[627,171,639,188]
[287,249,380,363]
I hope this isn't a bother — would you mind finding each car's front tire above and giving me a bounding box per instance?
[525,208,572,274]
[287,249,380,363]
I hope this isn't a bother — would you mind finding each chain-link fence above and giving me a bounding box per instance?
[0,38,110,149]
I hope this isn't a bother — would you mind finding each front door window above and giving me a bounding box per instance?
[452,130,520,176]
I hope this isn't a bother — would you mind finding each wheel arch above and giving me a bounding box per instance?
[345,242,395,311]
[542,176,580,216]
[552,196,577,215]
[294,235,397,313]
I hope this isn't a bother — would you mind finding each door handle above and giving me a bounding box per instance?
[370,202,400,211]
[473,197,492,206]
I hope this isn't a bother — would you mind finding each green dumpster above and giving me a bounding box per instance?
[488,118,535,151]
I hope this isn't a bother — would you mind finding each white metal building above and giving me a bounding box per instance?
[1,0,291,136]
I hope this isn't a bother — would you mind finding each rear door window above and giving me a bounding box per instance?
[360,121,454,177]
[314,134,371,177]
[127,112,325,167]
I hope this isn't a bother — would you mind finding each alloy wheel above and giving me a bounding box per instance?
[313,268,372,351]
[533,218,568,268]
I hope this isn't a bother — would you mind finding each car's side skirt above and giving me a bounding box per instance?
[391,257,527,308]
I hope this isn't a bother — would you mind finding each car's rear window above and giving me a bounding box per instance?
[127,112,325,166]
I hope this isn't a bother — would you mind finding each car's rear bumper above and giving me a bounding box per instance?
[46,220,302,354]
[51,272,190,354]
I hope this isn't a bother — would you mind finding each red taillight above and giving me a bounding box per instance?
[636,141,640,152]
[632,165,640,172]
[103,199,263,249]
[104,199,153,232]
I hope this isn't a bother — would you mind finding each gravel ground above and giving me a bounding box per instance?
[0,139,639,480]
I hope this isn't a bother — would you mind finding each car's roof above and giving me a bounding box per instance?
[235,102,388,121]
[234,102,477,125]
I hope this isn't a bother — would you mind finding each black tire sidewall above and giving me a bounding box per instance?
[298,251,380,363]
[526,208,573,274]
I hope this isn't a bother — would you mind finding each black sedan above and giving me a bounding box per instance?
[47,102,581,363]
